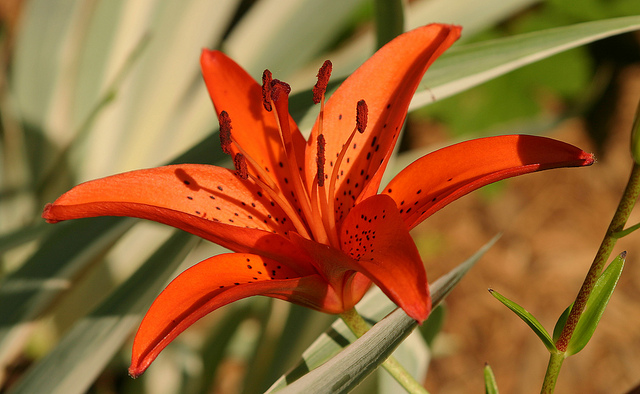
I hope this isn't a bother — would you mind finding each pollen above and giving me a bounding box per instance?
[262,70,273,112]
[219,111,233,155]
[234,153,248,179]
[316,134,326,187]
[313,60,332,104]
[270,79,291,102]
[356,100,368,133]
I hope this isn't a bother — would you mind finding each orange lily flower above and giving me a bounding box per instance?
[42,24,594,377]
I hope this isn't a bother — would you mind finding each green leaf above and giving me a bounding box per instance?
[0,217,134,366]
[411,15,640,110]
[484,363,499,394]
[265,235,499,392]
[489,289,556,352]
[566,252,626,356]
[276,307,416,394]
[552,304,571,344]
[6,231,197,394]
[419,304,446,347]
[373,0,404,49]
[224,0,368,78]
[0,223,51,256]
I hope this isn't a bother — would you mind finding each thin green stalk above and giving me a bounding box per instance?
[542,162,640,392]
[541,353,565,394]
[555,162,640,352]
[339,308,429,394]
[611,221,640,238]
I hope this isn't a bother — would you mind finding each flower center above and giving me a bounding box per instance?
[219,62,368,249]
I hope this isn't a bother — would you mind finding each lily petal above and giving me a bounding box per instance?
[306,24,462,223]
[340,194,430,322]
[42,164,314,267]
[383,135,595,230]
[129,253,338,377]
[201,50,307,201]
[288,233,372,310]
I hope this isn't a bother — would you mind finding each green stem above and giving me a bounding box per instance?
[541,353,565,394]
[543,162,640,391]
[556,162,640,352]
[610,221,640,238]
[339,308,429,394]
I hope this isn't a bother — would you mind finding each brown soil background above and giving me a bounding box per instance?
[411,67,640,393]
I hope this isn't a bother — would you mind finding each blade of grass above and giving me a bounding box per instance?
[6,231,197,394]
[266,235,499,392]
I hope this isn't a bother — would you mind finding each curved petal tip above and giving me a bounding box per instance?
[42,203,60,224]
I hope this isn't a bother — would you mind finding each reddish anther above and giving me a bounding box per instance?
[313,60,332,104]
[219,110,233,155]
[356,100,368,134]
[262,70,273,112]
[234,153,248,179]
[270,79,291,102]
[316,134,326,187]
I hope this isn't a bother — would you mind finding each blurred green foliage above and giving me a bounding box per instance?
[415,0,640,137]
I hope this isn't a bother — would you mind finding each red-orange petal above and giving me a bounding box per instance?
[129,253,338,377]
[201,50,307,208]
[383,135,595,230]
[340,194,430,322]
[42,164,314,269]
[306,24,462,224]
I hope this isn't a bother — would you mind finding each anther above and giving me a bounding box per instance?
[316,134,326,187]
[219,111,233,155]
[356,100,368,134]
[313,60,332,104]
[262,70,273,112]
[270,79,291,102]
[234,153,248,180]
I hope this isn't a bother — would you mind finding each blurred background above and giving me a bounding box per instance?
[1,0,640,393]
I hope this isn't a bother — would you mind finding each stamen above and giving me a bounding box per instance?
[313,60,332,104]
[316,134,326,187]
[219,111,233,155]
[262,70,273,112]
[324,101,367,243]
[247,172,312,240]
[229,137,279,191]
[234,153,248,179]
[270,78,329,244]
[217,111,279,191]
[270,79,291,102]
[356,99,368,133]
[220,108,310,239]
